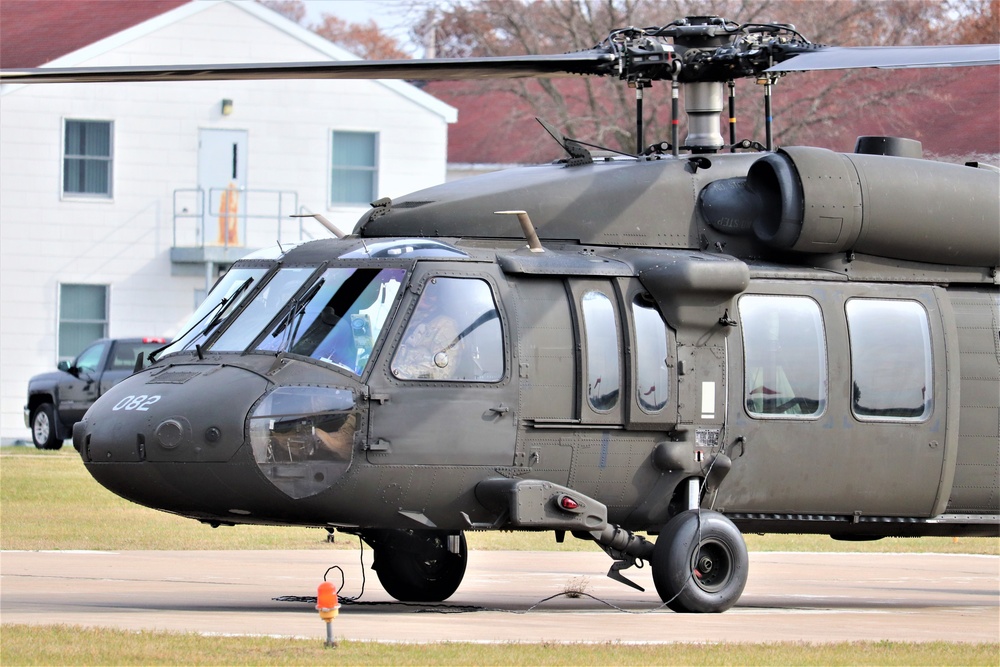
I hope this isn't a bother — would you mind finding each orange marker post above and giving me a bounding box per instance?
[316,581,341,647]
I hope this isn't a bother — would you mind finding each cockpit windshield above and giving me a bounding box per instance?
[210,267,315,352]
[254,267,405,375]
[200,265,405,375]
[155,267,268,359]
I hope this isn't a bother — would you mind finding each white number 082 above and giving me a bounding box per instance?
[112,394,161,411]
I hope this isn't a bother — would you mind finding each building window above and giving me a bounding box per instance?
[63,120,113,197]
[582,290,620,411]
[632,295,670,413]
[740,294,827,418]
[59,284,108,360]
[392,277,503,382]
[330,131,377,205]
[846,299,933,421]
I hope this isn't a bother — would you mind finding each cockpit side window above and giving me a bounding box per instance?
[740,294,827,419]
[391,277,503,382]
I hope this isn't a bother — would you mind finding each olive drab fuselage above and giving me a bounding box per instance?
[69,146,1000,613]
[75,147,1000,543]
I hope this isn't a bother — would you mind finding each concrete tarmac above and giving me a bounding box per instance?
[1,549,998,643]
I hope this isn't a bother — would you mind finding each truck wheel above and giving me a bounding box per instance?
[31,404,63,450]
[651,509,748,613]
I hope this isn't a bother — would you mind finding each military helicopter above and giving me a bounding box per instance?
[2,16,998,613]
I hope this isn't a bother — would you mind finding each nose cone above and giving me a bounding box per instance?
[76,364,269,464]
[75,362,362,522]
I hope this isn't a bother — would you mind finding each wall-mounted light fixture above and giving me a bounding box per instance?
[221,99,234,116]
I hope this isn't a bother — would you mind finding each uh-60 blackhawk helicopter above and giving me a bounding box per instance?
[3,15,998,613]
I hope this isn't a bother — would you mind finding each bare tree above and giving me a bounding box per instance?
[258,0,306,25]
[939,0,1000,43]
[312,15,411,60]
[258,0,411,60]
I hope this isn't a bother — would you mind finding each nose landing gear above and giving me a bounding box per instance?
[364,529,468,602]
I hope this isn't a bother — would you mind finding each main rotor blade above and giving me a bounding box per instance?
[0,52,614,84]
[768,44,1000,72]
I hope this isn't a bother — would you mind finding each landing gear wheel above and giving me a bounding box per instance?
[651,509,748,613]
[31,403,63,450]
[372,530,467,602]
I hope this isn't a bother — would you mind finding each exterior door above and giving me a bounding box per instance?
[365,265,516,466]
[715,283,948,517]
[198,129,248,247]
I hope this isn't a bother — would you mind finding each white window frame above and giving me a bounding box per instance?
[57,283,109,361]
[61,118,114,200]
[329,129,379,207]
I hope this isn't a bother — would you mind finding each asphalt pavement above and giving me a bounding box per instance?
[2,549,998,643]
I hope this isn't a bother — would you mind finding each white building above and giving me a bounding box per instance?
[0,0,455,443]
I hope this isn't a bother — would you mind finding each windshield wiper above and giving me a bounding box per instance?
[199,277,256,340]
[148,277,255,363]
[270,278,326,350]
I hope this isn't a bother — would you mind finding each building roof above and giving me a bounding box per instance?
[0,0,190,68]
[0,0,455,123]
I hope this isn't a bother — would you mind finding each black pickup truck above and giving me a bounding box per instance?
[25,337,166,449]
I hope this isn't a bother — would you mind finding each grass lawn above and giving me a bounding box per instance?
[1,626,998,666]
[2,447,997,554]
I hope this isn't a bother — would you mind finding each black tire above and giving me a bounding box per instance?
[31,403,63,450]
[373,531,467,602]
[651,509,748,613]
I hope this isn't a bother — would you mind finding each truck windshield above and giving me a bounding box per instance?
[254,267,406,375]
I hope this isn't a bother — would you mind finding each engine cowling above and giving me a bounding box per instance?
[700,145,1000,267]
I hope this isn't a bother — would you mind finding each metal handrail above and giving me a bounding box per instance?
[172,186,300,250]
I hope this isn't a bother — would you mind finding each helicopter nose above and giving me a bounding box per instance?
[75,364,269,464]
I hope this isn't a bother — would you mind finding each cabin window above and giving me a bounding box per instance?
[740,295,827,418]
[582,290,620,411]
[330,131,378,205]
[846,299,933,421]
[391,277,503,382]
[632,295,670,413]
[63,119,113,197]
[58,283,108,361]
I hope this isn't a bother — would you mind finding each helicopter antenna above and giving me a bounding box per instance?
[535,118,633,160]
[495,210,544,252]
[536,118,593,165]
